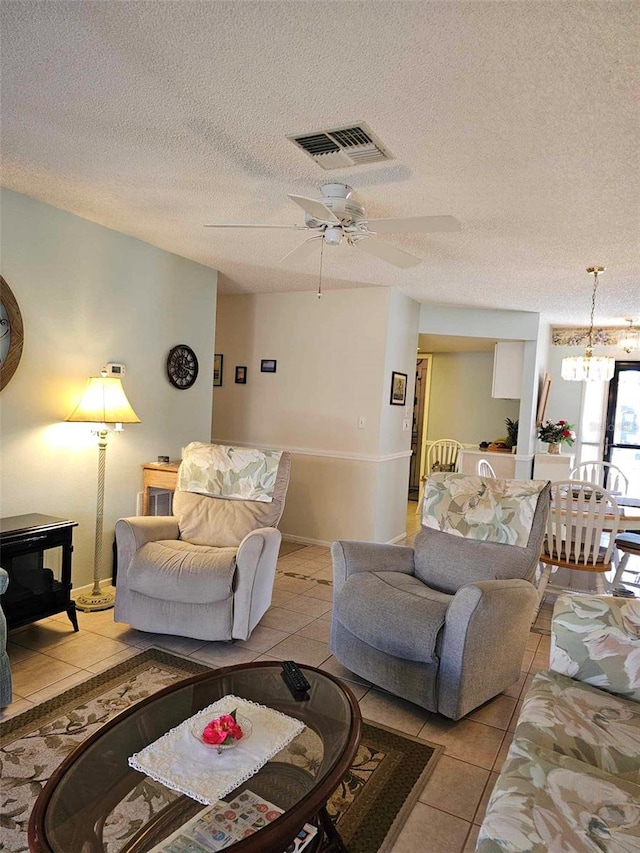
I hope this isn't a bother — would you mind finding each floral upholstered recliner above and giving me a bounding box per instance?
[115,443,291,642]
[477,593,640,852]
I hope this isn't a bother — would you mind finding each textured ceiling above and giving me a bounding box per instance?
[1,1,638,324]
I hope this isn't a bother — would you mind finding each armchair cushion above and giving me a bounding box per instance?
[551,594,640,701]
[334,572,452,663]
[422,473,548,546]
[173,451,291,547]
[413,480,550,594]
[128,541,237,604]
[413,527,538,594]
[515,669,640,784]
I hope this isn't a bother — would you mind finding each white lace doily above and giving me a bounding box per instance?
[128,695,306,804]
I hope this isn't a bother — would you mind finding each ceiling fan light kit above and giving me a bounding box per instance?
[204,183,462,273]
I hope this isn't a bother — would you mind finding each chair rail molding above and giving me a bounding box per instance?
[212,439,412,464]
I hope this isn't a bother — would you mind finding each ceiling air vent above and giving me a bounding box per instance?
[287,123,394,170]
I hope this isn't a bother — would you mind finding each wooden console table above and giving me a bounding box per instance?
[141,461,180,515]
[0,514,79,631]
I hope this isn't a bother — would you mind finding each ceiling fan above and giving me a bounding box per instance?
[204,183,461,269]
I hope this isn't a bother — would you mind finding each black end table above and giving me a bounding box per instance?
[0,514,79,632]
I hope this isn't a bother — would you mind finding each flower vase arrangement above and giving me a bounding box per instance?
[537,419,576,454]
[197,709,250,753]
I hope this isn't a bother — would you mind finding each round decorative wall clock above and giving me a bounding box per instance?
[0,275,24,391]
[166,344,199,389]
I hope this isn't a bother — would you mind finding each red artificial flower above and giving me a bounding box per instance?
[558,420,566,425]
[202,712,243,745]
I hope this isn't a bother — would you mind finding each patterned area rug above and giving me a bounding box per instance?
[0,649,441,853]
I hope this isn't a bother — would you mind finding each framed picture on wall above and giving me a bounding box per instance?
[235,366,247,384]
[390,371,408,406]
[536,372,551,426]
[213,354,223,386]
[261,359,277,373]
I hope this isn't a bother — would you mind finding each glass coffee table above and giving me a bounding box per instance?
[28,661,361,853]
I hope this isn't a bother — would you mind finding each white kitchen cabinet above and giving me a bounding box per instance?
[492,342,524,399]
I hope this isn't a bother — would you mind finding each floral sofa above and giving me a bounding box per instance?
[477,593,640,852]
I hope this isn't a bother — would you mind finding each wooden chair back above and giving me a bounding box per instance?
[476,458,497,478]
[425,439,465,476]
[569,461,629,495]
[543,480,620,570]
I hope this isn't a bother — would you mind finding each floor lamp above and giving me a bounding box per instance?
[65,371,141,611]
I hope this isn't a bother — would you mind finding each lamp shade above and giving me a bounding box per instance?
[65,375,141,424]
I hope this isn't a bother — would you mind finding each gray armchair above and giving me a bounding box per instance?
[331,478,550,720]
[115,445,291,642]
[1,568,12,707]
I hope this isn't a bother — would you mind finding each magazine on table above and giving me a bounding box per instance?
[149,788,317,853]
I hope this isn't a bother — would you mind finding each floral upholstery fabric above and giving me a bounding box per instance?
[477,594,640,853]
[422,473,548,547]
[551,594,640,702]
[514,670,640,784]
[477,732,640,852]
[177,442,283,503]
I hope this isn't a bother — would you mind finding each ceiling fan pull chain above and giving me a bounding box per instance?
[317,239,325,300]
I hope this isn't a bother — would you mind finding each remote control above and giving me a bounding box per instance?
[281,660,311,700]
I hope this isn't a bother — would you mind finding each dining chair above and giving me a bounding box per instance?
[537,480,621,604]
[416,439,465,513]
[569,461,629,496]
[477,458,497,478]
[609,533,640,593]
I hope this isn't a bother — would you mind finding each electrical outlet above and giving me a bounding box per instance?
[358,416,366,429]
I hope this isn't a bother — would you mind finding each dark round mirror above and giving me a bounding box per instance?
[0,276,24,391]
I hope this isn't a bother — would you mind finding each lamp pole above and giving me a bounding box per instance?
[76,428,114,611]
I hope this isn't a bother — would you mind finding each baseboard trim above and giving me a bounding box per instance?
[282,534,333,547]
[283,532,408,547]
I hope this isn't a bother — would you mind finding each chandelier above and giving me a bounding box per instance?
[561,267,615,382]
[618,318,640,354]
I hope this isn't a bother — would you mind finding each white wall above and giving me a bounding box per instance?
[427,352,520,445]
[376,290,420,541]
[0,189,217,588]
[212,288,419,543]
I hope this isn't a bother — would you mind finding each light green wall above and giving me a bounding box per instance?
[427,352,520,446]
[0,189,218,589]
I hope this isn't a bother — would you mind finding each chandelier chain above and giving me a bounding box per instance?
[587,268,599,352]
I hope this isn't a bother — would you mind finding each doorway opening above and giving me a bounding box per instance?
[408,353,432,501]
[605,361,640,495]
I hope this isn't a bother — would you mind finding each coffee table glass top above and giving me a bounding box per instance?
[35,662,360,853]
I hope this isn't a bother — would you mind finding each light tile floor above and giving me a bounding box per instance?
[3,504,555,853]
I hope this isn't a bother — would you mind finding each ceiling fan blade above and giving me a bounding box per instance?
[204,223,307,229]
[287,194,339,223]
[354,237,422,268]
[278,236,322,265]
[364,215,462,234]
